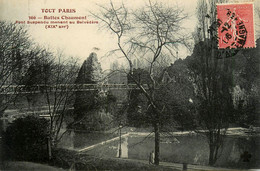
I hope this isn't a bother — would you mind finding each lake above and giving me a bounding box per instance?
[59,130,260,169]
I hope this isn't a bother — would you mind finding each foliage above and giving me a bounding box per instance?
[126,69,151,127]
[127,89,151,127]
[3,116,49,162]
[21,52,53,87]
[73,52,116,131]
[75,52,102,84]
[126,62,195,130]
[239,39,260,92]
[99,90,117,113]
[74,53,102,120]
[157,59,196,131]
[233,39,260,127]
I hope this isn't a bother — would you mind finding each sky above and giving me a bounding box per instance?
[0,0,259,70]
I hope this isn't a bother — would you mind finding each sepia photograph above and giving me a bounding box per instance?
[0,0,259,170]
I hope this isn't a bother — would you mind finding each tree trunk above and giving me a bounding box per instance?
[208,131,218,166]
[209,143,215,166]
[154,122,160,165]
[47,137,52,160]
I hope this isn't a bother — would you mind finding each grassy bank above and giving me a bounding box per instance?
[2,161,64,171]
[49,148,177,171]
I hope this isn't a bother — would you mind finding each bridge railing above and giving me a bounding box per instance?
[0,84,149,94]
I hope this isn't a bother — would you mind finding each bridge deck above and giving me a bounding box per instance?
[0,84,149,94]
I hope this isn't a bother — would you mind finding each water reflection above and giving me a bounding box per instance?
[59,131,260,168]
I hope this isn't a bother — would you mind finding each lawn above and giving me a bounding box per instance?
[50,148,178,171]
[2,161,64,171]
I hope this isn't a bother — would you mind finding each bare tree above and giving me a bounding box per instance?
[23,49,79,159]
[44,53,79,158]
[187,0,236,165]
[91,0,189,165]
[0,22,39,115]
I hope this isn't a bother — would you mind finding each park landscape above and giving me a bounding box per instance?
[0,0,260,170]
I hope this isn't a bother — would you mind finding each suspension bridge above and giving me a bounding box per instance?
[0,84,150,95]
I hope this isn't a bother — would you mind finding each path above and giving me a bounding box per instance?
[124,158,258,171]
[78,133,129,152]
[129,127,260,137]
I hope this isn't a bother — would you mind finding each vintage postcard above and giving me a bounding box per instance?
[0,0,259,170]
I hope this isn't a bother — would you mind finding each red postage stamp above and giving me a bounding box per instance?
[217,3,255,49]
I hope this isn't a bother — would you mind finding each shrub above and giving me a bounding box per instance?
[3,115,49,162]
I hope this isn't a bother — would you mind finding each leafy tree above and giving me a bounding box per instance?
[126,69,151,127]
[75,52,102,85]
[3,116,49,162]
[74,52,102,123]
[240,39,260,91]
[22,50,53,87]
[233,39,260,127]
[127,89,150,127]
[157,59,196,131]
